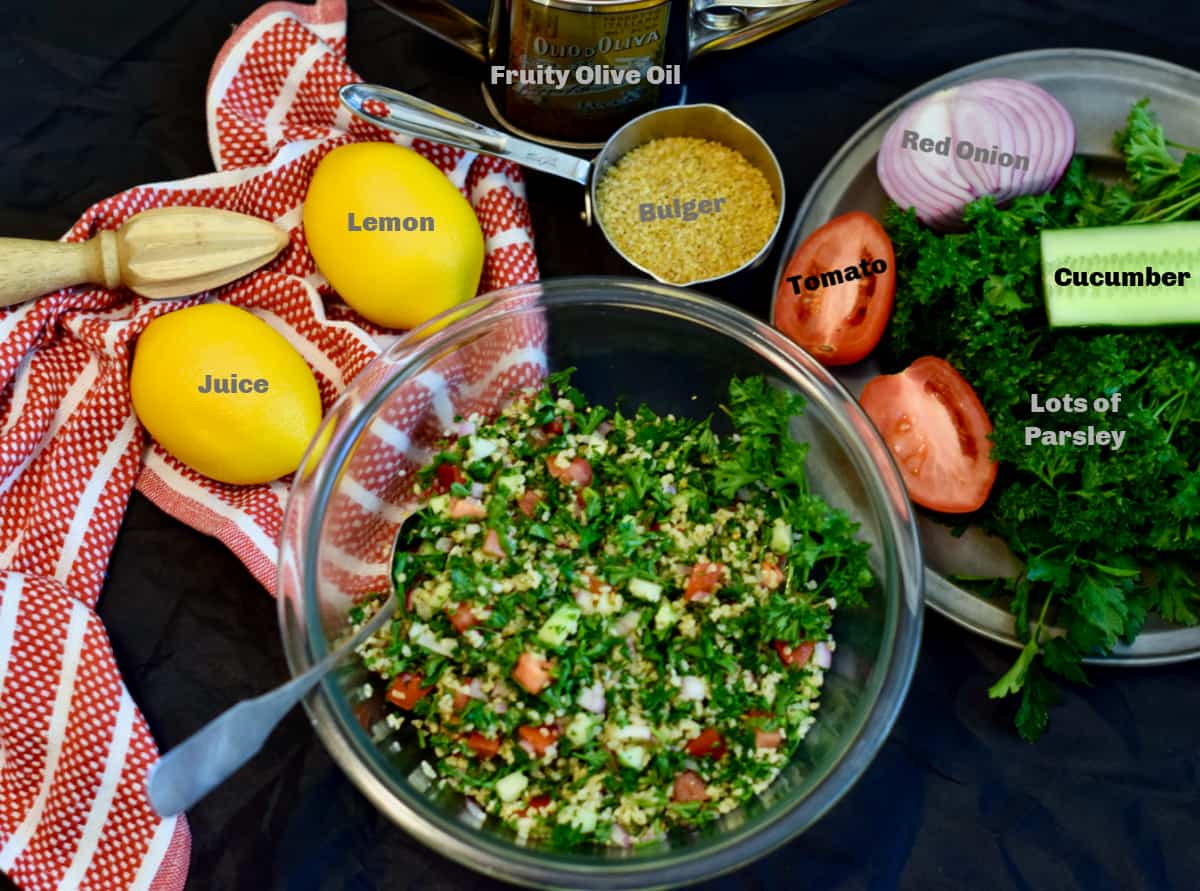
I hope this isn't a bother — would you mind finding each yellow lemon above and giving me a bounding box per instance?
[303,142,485,329]
[130,303,323,485]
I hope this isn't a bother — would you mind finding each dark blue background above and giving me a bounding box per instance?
[2,0,1199,888]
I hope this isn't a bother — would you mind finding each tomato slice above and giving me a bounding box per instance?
[859,356,998,513]
[774,211,896,366]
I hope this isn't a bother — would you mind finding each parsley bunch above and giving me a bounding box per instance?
[882,100,1200,740]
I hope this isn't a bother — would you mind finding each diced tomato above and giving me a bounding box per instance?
[385,673,431,710]
[449,497,487,519]
[544,418,564,435]
[451,689,472,713]
[465,732,501,759]
[744,711,783,749]
[518,490,543,518]
[434,462,467,493]
[448,602,481,633]
[482,529,505,558]
[513,652,552,695]
[773,640,815,668]
[672,770,708,803]
[546,455,593,488]
[773,211,896,366]
[518,724,561,756]
[352,695,384,731]
[516,793,553,817]
[754,728,783,749]
[684,561,725,602]
[859,356,998,513]
[684,728,727,759]
[760,559,784,590]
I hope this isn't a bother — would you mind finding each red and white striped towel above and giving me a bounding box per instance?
[0,0,538,887]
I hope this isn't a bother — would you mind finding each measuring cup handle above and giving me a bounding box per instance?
[339,84,593,186]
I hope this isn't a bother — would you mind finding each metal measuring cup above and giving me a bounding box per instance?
[339,84,786,287]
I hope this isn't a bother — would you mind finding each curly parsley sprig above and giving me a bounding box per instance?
[885,99,1200,741]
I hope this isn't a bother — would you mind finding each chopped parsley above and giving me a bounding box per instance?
[352,373,874,845]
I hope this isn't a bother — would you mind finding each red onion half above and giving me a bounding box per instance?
[876,78,1075,230]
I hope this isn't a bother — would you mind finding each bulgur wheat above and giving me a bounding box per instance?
[595,137,778,283]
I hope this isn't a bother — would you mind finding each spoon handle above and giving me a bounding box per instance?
[0,232,120,307]
[339,83,593,186]
[147,598,397,816]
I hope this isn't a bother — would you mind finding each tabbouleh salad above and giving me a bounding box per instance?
[351,373,875,847]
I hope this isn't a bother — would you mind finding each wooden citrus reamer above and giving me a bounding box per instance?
[0,207,289,307]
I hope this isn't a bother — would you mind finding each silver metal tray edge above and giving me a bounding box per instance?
[772,48,1200,667]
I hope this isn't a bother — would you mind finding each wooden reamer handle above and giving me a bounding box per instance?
[0,231,122,308]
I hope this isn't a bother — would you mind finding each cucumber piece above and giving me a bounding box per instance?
[496,472,524,494]
[537,603,582,648]
[1040,222,1200,327]
[565,713,599,746]
[496,771,528,802]
[654,600,678,632]
[770,518,792,554]
[627,578,662,602]
[615,745,649,772]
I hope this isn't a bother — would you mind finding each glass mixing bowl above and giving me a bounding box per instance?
[278,277,923,889]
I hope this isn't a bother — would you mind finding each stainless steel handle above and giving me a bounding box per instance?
[339,84,593,186]
[147,597,398,816]
[689,0,850,57]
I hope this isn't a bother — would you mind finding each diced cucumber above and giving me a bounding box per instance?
[770,518,792,554]
[427,494,449,515]
[537,603,582,648]
[496,771,529,802]
[558,802,598,833]
[496,472,524,494]
[654,600,678,632]
[467,437,499,462]
[565,713,600,746]
[1040,222,1200,327]
[616,745,649,772]
[628,578,662,603]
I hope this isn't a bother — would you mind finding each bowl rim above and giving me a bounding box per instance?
[278,276,924,889]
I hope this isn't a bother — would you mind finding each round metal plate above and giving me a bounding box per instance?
[772,48,1200,666]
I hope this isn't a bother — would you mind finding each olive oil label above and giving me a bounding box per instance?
[506,0,672,140]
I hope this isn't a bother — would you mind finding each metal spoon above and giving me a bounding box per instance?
[146,596,397,816]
